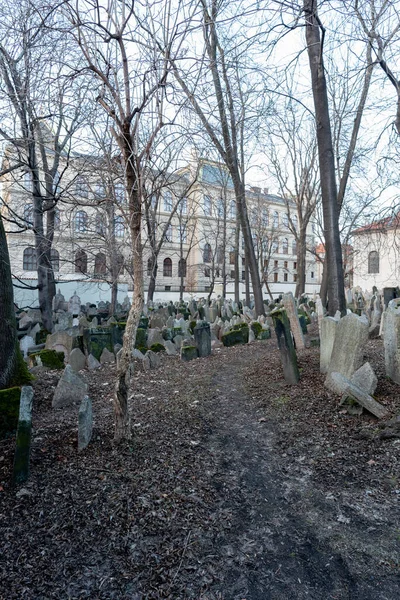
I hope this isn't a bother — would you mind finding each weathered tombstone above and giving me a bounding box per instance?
[271,308,299,385]
[330,373,388,418]
[320,316,339,374]
[147,328,164,347]
[45,330,74,361]
[325,313,368,390]
[78,396,93,451]
[87,354,101,370]
[383,287,397,308]
[52,289,65,311]
[52,365,88,408]
[20,335,35,358]
[316,297,325,335]
[18,314,33,330]
[194,321,211,357]
[12,386,34,485]
[143,350,161,371]
[163,340,178,356]
[68,292,81,316]
[369,294,382,338]
[69,348,86,372]
[384,302,400,384]
[173,335,184,350]
[180,345,198,361]
[100,348,115,364]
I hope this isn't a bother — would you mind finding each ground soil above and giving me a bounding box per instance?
[1,331,399,599]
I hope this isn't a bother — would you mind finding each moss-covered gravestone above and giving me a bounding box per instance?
[221,323,249,347]
[12,386,34,485]
[194,321,211,357]
[271,308,299,385]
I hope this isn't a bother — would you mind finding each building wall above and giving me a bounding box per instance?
[352,230,400,290]
[1,155,319,306]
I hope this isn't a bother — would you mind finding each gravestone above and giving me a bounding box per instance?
[69,348,86,372]
[271,308,299,385]
[100,348,115,364]
[147,328,164,347]
[384,302,400,384]
[164,340,178,356]
[330,373,388,418]
[12,386,34,485]
[52,365,88,408]
[53,289,65,311]
[143,350,161,371]
[87,354,101,370]
[45,330,74,361]
[180,345,198,361]
[383,287,397,308]
[194,321,211,357]
[320,316,339,374]
[68,292,81,316]
[78,396,93,451]
[283,292,305,350]
[325,313,368,391]
[20,335,35,358]
[19,314,33,330]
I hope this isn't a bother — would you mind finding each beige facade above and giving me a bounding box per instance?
[352,217,400,291]
[1,154,318,305]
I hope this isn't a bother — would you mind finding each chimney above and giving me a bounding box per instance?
[263,187,269,195]
[250,186,261,194]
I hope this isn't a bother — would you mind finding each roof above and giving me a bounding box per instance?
[352,213,400,235]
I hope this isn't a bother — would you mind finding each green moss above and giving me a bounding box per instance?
[150,343,166,353]
[222,325,249,347]
[172,327,183,338]
[35,328,50,345]
[117,321,127,328]
[136,346,147,355]
[9,345,33,387]
[135,327,147,349]
[138,316,149,329]
[233,322,249,331]
[0,387,21,439]
[31,349,65,369]
[180,346,198,361]
[162,328,173,341]
[259,329,271,340]
[189,321,197,334]
[298,315,308,334]
[251,322,263,337]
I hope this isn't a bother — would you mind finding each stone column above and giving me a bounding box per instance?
[12,386,34,486]
[283,292,305,350]
[271,308,299,385]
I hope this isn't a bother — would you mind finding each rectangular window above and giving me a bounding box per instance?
[241,270,245,280]
[229,251,235,265]
[284,273,288,282]
[230,270,235,279]
[164,285,171,291]
[274,260,278,268]
[293,274,297,282]
[163,192,173,212]
[274,272,278,283]
[311,271,314,279]
[284,261,288,269]
[293,262,297,270]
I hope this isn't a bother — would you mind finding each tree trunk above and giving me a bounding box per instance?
[320,263,328,306]
[0,216,31,390]
[244,255,250,306]
[114,131,144,442]
[33,195,54,331]
[304,0,345,316]
[147,259,158,302]
[234,220,240,303]
[295,229,307,298]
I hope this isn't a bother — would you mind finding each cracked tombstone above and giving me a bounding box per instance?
[12,386,34,486]
[271,308,299,385]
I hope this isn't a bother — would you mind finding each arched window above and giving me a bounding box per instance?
[273,211,279,228]
[24,204,33,226]
[217,246,224,263]
[292,239,297,255]
[163,257,172,277]
[368,251,379,274]
[283,213,289,228]
[230,200,236,220]
[75,210,88,233]
[271,240,279,254]
[262,208,269,227]
[94,252,107,276]
[178,258,187,278]
[75,249,87,274]
[51,249,59,272]
[181,197,188,214]
[23,247,36,271]
[96,214,106,235]
[282,238,289,254]
[147,258,153,276]
[203,243,212,263]
[114,216,125,238]
[217,198,224,218]
[292,214,298,230]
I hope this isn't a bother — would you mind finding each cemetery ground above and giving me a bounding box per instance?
[1,331,399,599]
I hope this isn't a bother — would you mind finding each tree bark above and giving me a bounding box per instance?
[147,258,158,302]
[295,228,307,298]
[304,0,345,316]
[0,216,31,390]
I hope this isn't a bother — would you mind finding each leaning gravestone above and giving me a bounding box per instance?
[194,321,211,358]
[143,350,161,371]
[325,313,368,391]
[12,386,34,485]
[78,396,93,451]
[271,308,299,385]
[283,292,305,350]
[52,365,88,408]
[384,301,400,384]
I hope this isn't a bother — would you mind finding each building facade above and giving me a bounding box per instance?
[1,153,319,306]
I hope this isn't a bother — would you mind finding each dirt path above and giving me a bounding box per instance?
[0,340,399,599]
